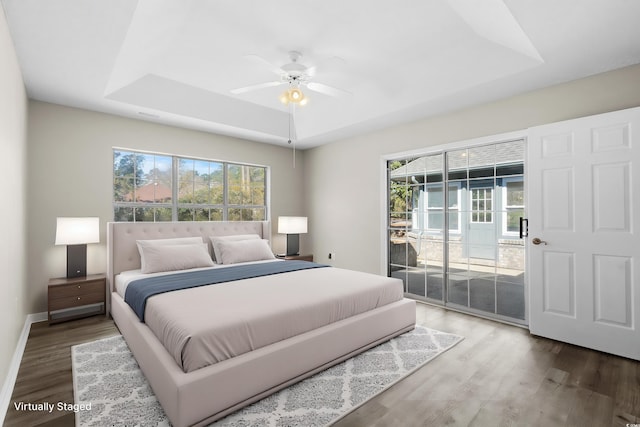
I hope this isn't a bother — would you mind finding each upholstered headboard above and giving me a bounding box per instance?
[106,221,271,294]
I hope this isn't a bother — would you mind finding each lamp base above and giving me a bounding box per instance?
[285,234,300,256]
[67,244,87,278]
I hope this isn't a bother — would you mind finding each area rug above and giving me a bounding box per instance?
[72,326,463,426]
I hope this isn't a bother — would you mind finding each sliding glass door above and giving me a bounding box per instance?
[387,140,526,324]
[389,154,447,302]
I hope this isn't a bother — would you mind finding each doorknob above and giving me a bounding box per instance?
[532,237,548,245]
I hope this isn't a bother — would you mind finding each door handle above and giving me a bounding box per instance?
[519,217,528,239]
[532,237,548,245]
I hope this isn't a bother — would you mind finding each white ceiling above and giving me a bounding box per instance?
[3,0,640,149]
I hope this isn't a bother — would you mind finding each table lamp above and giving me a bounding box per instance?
[55,217,100,278]
[278,216,307,256]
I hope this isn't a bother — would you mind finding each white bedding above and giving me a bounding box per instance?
[116,261,404,373]
[115,259,283,297]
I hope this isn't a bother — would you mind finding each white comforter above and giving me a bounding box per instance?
[117,262,404,372]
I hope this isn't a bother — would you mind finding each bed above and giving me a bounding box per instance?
[107,221,416,427]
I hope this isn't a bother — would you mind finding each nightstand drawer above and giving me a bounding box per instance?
[48,274,106,324]
[49,280,104,300]
[49,291,104,311]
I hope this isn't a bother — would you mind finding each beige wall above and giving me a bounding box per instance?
[13,44,640,337]
[26,102,307,313]
[0,6,28,391]
[305,64,640,274]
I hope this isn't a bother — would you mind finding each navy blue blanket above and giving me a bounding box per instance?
[124,261,329,321]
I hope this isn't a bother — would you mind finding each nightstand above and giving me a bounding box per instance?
[277,254,314,262]
[48,274,106,324]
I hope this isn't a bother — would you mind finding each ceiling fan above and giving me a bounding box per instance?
[230,51,350,105]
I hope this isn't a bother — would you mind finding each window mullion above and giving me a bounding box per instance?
[171,157,178,221]
[223,163,228,221]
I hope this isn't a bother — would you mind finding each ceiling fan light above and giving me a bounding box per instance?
[290,88,302,100]
[280,87,308,106]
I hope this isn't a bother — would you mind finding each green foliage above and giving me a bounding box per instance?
[389,182,412,215]
[113,152,140,202]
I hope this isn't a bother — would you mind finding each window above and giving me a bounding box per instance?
[502,178,524,234]
[471,187,493,223]
[113,149,267,222]
[425,183,461,232]
[226,163,267,221]
[113,151,173,222]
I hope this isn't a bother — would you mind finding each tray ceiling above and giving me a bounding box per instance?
[3,0,640,148]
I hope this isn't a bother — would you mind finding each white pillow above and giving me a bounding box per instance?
[209,234,261,263]
[216,239,275,265]
[136,237,204,272]
[139,243,214,274]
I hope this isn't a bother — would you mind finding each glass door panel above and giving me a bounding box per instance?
[387,140,526,324]
[425,233,444,301]
[407,267,427,297]
[496,245,525,320]
[444,140,525,322]
[388,154,444,303]
[388,159,410,293]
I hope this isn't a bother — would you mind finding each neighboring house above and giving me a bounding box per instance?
[124,182,172,203]
[389,142,525,271]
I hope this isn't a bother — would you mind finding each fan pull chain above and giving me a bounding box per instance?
[288,103,296,168]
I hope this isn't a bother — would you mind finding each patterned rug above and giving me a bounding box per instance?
[72,326,463,426]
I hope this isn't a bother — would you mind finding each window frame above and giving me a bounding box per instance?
[501,177,525,236]
[470,187,493,224]
[113,148,269,222]
[425,182,461,233]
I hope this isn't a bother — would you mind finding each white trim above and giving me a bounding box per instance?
[0,312,47,425]
[380,129,527,161]
[112,146,268,169]
[501,176,525,237]
[379,158,389,276]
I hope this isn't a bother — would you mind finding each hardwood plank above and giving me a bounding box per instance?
[335,303,640,426]
[613,359,640,426]
[566,388,614,426]
[5,304,640,427]
[5,316,119,427]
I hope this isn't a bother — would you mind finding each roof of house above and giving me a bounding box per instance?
[390,140,524,179]
[125,182,172,202]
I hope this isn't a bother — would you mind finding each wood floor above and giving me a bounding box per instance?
[4,304,639,426]
[4,316,119,427]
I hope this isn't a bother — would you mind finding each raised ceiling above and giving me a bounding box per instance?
[3,0,640,149]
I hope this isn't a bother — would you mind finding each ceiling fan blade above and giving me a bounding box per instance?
[230,81,283,94]
[305,55,345,77]
[244,54,284,76]
[306,82,351,97]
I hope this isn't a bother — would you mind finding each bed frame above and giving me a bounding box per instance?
[107,221,416,427]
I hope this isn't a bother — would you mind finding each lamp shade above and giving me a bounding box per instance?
[55,217,100,245]
[278,216,307,234]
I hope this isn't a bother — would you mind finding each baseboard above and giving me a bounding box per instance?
[0,312,47,425]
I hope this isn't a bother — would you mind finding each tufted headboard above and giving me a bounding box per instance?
[106,221,271,294]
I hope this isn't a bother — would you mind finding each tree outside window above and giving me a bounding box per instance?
[113,149,267,222]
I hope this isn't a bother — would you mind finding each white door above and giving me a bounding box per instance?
[528,107,640,360]
[468,185,496,260]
